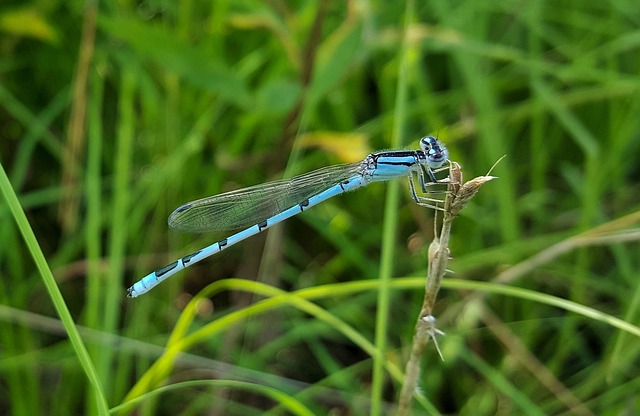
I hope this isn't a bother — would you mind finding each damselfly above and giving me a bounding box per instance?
[128,136,449,297]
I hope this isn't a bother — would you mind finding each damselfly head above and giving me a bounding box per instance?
[420,136,449,168]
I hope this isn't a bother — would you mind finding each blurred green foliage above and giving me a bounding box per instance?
[1,0,640,414]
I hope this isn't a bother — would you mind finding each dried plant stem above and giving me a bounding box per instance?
[423,216,452,315]
[396,162,496,415]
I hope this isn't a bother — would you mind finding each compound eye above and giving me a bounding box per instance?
[420,136,436,152]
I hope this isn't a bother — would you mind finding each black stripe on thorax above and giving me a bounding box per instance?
[371,150,421,167]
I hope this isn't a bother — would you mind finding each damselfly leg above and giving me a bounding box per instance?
[408,163,452,210]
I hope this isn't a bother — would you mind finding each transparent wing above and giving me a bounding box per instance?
[168,162,362,233]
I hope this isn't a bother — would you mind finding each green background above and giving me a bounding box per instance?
[1,0,639,414]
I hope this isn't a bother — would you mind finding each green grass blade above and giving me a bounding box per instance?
[0,162,109,414]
